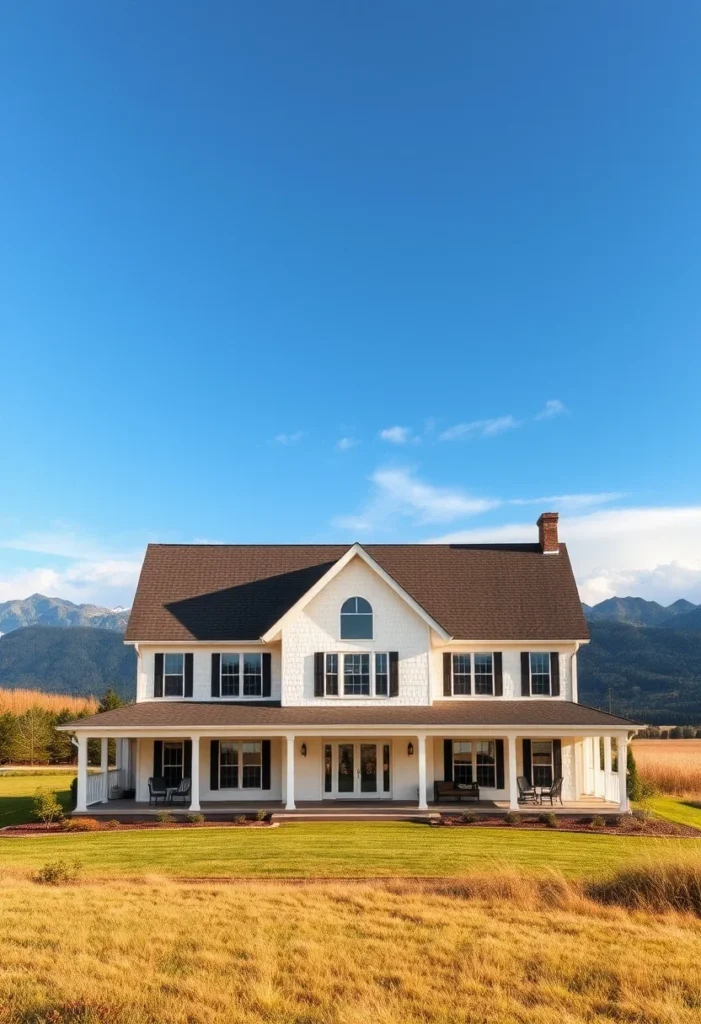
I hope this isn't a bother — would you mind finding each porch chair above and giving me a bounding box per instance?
[539,776,564,806]
[148,776,168,806]
[169,777,191,806]
[516,776,537,804]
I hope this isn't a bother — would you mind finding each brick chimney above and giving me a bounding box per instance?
[537,512,559,554]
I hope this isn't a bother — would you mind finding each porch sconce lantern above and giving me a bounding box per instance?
[301,743,307,757]
[407,742,414,756]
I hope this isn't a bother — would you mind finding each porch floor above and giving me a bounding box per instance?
[80,797,621,821]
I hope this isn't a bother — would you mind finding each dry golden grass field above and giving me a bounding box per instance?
[1,870,701,1024]
[0,688,97,716]
[634,739,701,797]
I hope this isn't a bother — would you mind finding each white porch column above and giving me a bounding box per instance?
[285,734,296,810]
[100,736,109,803]
[618,732,629,813]
[603,735,612,801]
[76,734,88,812]
[189,735,201,811]
[508,735,519,810]
[417,733,427,810]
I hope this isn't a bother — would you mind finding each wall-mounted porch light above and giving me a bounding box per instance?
[301,743,307,757]
[407,742,414,756]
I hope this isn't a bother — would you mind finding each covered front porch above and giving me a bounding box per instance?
[73,728,630,816]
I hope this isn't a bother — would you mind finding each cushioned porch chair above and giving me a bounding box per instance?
[169,777,191,806]
[539,776,564,806]
[517,776,537,804]
[148,776,167,806]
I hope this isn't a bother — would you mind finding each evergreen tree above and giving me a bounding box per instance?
[0,712,18,764]
[8,707,54,765]
[626,746,641,801]
[99,688,127,712]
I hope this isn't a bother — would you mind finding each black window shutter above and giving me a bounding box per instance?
[154,654,164,698]
[443,739,453,782]
[314,652,324,697]
[262,653,272,697]
[211,653,221,698]
[494,653,503,696]
[522,739,532,784]
[184,653,194,698]
[550,653,560,697]
[389,652,399,697]
[495,739,505,789]
[443,653,452,696]
[210,740,220,790]
[553,739,562,780]
[520,652,530,697]
[153,739,163,778]
[262,739,271,789]
[183,739,192,780]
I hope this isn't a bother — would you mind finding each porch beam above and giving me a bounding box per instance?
[76,734,88,812]
[100,736,109,803]
[285,734,296,810]
[417,733,427,811]
[508,734,519,809]
[190,735,201,811]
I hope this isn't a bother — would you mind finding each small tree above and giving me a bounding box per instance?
[99,689,126,713]
[0,712,18,764]
[9,707,54,765]
[33,788,64,825]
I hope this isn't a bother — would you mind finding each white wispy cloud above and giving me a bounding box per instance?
[506,492,625,511]
[439,415,520,441]
[336,436,359,451]
[535,399,567,420]
[274,431,304,446]
[379,426,413,444]
[425,505,701,605]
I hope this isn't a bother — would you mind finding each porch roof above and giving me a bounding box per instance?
[60,699,637,732]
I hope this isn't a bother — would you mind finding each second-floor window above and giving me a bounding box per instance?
[340,597,373,639]
[219,653,263,697]
[324,652,390,697]
[164,653,184,697]
[449,653,495,696]
[529,653,551,696]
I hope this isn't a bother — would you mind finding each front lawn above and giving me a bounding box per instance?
[0,771,73,826]
[647,796,701,830]
[0,820,698,880]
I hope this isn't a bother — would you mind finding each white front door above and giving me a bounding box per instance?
[323,741,391,799]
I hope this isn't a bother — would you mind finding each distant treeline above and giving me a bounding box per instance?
[0,690,125,765]
[634,726,701,739]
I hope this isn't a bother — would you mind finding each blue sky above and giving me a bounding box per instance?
[1,2,701,609]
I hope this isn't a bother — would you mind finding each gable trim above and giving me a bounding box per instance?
[260,543,452,642]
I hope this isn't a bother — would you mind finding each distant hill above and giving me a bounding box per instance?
[658,605,701,634]
[584,596,697,628]
[579,621,701,723]
[0,594,129,635]
[0,626,134,700]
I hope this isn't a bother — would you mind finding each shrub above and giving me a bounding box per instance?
[155,810,175,825]
[33,788,64,824]
[606,815,621,828]
[186,812,205,824]
[63,817,102,832]
[69,776,78,809]
[234,815,248,825]
[503,811,520,825]
[538,812,558,828]
[106,819,121,829]
[632,807,650,822]
[590,815,606,828]
[34,860,82,885]
[256,808,269,822]
[460,812,477,824]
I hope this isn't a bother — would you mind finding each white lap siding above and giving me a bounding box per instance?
[137,644,282,702]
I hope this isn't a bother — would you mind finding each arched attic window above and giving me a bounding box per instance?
[340,597,373,640]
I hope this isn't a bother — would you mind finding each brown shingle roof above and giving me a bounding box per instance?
[61,700,635,731]
[125,543,588,642]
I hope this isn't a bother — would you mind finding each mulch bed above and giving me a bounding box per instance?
[432,813,699,837]
[1,819,278,836]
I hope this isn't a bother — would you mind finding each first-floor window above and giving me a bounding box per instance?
[164,653,184,697]
[475,741,496,787]
[529,653,551,696]
[219,741,262,789]
[453,741,473,784]
[531,741,553,786]
[453,740,497,788]
[163,741,183,787]
[343,653,371,695]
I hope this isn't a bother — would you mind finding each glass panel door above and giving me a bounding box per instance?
[337,743,355,793]
[360,744,378,793]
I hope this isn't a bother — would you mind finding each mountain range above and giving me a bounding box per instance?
[583,596,699,629]
[0,594,129,635]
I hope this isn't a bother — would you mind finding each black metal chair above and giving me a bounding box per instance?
[148,776,168,805]
[517,776,538,804]
[169,777,191,806]
[539,777,564,806]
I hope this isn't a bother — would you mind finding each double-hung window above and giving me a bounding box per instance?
[164,654,184,697]
[221,654,240,697]
[218,653,263,698]
[219,741,262,789]
[531,741,553,786]
[324,652,391,697]
[450,653,494,696]
[453,740,496,788]
[529,653,551,696]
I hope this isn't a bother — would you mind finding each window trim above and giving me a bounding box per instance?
[217,652,265,700]
[324,651,391,698]
[218,740,263,790]
[528,652,552,697]
[339,597,374,640]
[449,652,495,697]
[453,739,497,789]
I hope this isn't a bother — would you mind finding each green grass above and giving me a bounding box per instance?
[648,795,701,830]
[0,820,698,880]
[0,771,73,827]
